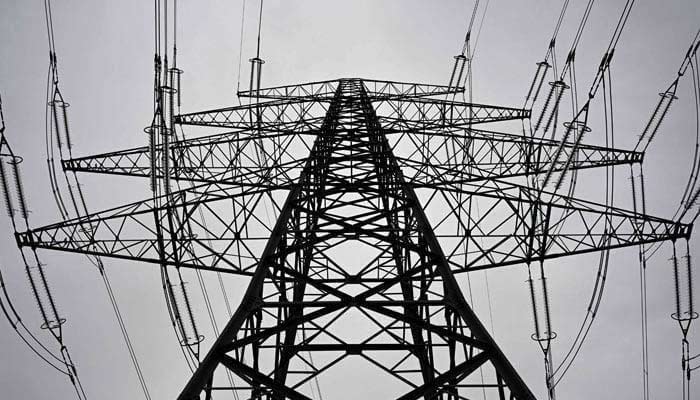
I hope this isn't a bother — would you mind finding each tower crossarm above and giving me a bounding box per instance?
[15,181,285,275]
[238,78,463,101]
[415,178,691,273]
[14,166,688,279]
[64,127,312,188]
[391,127,642,184]
[61,124,638,187]
[175,98,329,131]
[375,97,530,130]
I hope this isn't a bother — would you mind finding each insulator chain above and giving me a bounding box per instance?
[0,153,66,339]
[671,241,697,335]
[448,54,468,90]
[540,122,572,190]
[27,260,65,332]
[50,95,72,150]
[249,57,265,97]
[674,241,697,400]
[535,81,569,134]
[554,120,591,191]
[167,273,204,348]
[639,82,678,153]
[146,125,158,192]
[527,262,557,349]
[10,158,29,220]
[525,61,551,109]
[687,185,700,212]
[0,160,14,218]
[539,105,589,192]
[169,67,183,111]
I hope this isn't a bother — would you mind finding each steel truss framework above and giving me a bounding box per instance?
[16,78,691,399]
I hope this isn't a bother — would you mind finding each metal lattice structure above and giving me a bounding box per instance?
[13,74,691,399]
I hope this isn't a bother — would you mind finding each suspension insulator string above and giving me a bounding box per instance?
[525,61,552,110]
[538,103,589,193]
[637,81,679,153]
[447,55,468,92]
[526,261,557,399]
[671,240,697,334]
[0,159,14,219]
[671,239,697,400]
[535,80,569,135]
[0,266,69,374]
[553,117,591,192]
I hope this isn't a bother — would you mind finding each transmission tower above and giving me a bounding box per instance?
[13,70,690,399]
[4,0,699,398]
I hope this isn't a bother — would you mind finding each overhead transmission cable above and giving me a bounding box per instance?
[632,29,700,262]
[522,2,638,397]
[624,28,700,400]
[447,0,488,93]
[40,0,153,398]
[445,3,499,397]
[534,0,595,143]
[540,0,635,198]
[523,0,570,112]
[236,0,248,100]
[0,94,74,375]
[0,92,87,400]
[238,3,322,396]
[2,10,87,392]
[166,2,241,395]
[150,0,206,372]
[529,0,596,206]
[469,0,491,59]
[519,2,582,398]
[550,61,616,389]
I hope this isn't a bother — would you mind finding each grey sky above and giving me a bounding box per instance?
[1,1,700,399]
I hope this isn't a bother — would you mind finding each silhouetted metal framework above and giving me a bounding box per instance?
[16,77,690,399]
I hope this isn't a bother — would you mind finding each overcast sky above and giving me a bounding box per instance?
[1,1,700,399]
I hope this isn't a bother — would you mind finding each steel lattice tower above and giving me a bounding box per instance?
[15,75,691,399]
